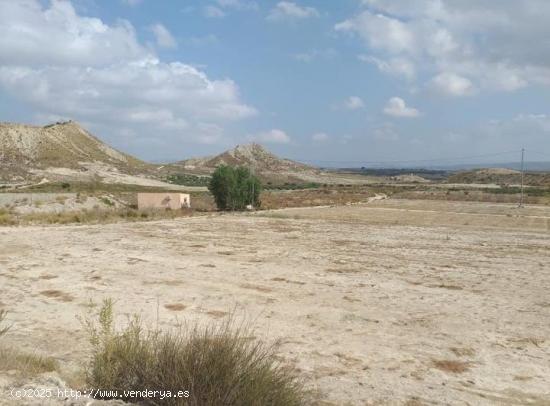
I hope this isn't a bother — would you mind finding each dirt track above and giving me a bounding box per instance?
[1,199,550,405]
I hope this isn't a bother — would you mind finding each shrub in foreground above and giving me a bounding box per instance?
[84,299,309,405]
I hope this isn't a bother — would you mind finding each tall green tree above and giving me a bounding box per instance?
[208,165,261,210]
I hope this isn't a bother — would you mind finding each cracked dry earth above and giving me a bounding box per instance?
[1,199,550,405]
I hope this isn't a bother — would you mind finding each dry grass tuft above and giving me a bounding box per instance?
[83,299,310,405]
[0,310,58,377]
[0,347,59,377]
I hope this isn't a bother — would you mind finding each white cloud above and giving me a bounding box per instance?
[203,5,226,18]
[359,55,415,80]
[0,0,255,148]
[430,72,475,96]
[203,0,258,18]
[268,2,319,22]
[336,1,550,94]
[195,123,225,144]
[150,23,177,49]
[249,129,291,144]
[383,97,420,118]
[344,96,364,110]
[311,132,329,142]
[0,1,144,67]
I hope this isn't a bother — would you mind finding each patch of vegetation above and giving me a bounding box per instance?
[100,196,115,207]
[7,181,189,194]
[0,309,58,377]
[0,348,59,377]
[165,174,210,187]
[341,167,451,181]
[209,165,261,211]
[266,182,321,190]
[83,299,310,405]
[2,207,194,226]
[0,208,16,226]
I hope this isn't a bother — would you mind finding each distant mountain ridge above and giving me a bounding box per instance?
[0,121,324,185]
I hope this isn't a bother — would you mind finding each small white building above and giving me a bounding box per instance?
[137,193,190,210]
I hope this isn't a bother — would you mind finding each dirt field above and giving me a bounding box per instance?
[1,199,550,405]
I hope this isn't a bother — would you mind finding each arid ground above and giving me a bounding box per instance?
[1,199,550,405]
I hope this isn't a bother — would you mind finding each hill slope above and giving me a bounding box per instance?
[169,143,322,184]
[448,168,550,187]
[0,121,160,185]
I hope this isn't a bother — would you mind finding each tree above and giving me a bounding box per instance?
[208,165,261,210]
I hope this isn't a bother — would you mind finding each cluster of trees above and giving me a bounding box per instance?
[208,165,261,211]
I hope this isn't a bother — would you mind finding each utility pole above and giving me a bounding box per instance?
[519,148,525,208]
[250,164,255,209]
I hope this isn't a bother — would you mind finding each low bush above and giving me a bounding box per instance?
[84,299,309,405]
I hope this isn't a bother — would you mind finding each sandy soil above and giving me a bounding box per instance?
[1,199,549,405]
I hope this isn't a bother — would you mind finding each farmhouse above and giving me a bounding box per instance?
[137,193,190,210]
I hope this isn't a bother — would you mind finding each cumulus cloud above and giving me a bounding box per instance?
[430,72,475,96]
[383,97,420,118]
[150,23,177,49]
[0,0,255,150]
[268,2,319,22]
[249,129,291,144]
[336,1,550,94]
[311,132,329,142]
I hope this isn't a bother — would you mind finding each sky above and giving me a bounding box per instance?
[1,0,550,166]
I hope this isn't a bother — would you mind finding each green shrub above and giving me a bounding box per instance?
[84,300,309,405]
[208,165,261,211]
[166,174,210,187]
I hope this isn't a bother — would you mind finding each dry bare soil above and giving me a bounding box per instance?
[1,199,550,405]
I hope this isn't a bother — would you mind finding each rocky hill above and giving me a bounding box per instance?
[169,143,322,184]
[1,121,366,187]
[0,121,158,184]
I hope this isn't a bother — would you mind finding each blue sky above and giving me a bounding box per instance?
[1,0,550,165]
